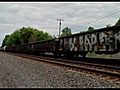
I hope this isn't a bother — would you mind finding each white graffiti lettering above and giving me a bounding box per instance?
[91,33,97,45]
[73,37,78,51]
[84,34,92,51]
[69,38,74,51]
[79,36,84,51]
[115,31,120,50]
[91,33,97,51]
[99,32,106,45]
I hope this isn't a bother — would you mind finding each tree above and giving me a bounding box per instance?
[32,29,53,41]
[28,32,36,43]
[2,27,53,47]
[5,30,21,46]
[19,27,33,44]
[106,24,111,28]
[115,18,120,26]
[88,26,94,31]
[60,27,72,37]
[1,35,10,47]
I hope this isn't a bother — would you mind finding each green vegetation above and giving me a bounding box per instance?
[80,26,95,34]
[87,26,94,31]
[106,24,112,28]
[60,27,72,37]
[115,18,120,26]
[2,27,53,47]
[87,52,114,59]
[2,35,10,47]
[87,52,97,57]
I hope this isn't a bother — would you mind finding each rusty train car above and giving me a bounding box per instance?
[4,26,120,57]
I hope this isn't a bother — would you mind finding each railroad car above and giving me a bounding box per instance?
[30,39,58,55]
[4,26,120,57]
[57,26,120,57]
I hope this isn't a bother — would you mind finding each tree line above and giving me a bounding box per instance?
[2,27,53,47]
[1,26,72,47]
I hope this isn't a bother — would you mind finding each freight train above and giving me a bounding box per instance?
[4,26,120,57]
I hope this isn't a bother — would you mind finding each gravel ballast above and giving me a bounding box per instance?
[0,52,120,88]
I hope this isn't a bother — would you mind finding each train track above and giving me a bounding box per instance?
[6,52,120,84]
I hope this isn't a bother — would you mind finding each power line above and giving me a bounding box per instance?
[89,8,120,21]
[80,10,120,27]
[73,8,120,30]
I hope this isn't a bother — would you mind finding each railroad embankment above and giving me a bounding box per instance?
[0,51,119,88]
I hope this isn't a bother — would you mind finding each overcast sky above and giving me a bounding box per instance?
[0,2,120,46]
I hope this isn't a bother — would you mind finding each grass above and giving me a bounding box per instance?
[87,52,113,58]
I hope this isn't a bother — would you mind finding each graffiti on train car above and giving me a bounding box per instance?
[69,36,79,51]
[60,39,63,50]
[79,35,84,51]
[59,28,120,52]
[68,34,97,52]
[98,31,115,51]
[64,38,69,51]
[84,33,97,51]
[68,37,74,51]
[115,30,120,50]
[68,30,118,52]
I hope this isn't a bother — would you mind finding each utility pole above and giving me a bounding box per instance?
[57,18,64,37]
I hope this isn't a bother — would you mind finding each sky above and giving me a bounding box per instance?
[0,2,120,46]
